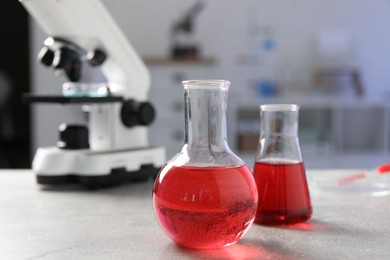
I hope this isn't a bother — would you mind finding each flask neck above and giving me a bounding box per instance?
[257,104,303,163]
[183,81,229,151]
[260,105,299,137]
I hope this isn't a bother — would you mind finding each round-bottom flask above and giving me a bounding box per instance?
[253,104,312,225]
[153,80,258,249]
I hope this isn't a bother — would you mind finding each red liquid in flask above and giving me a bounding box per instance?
[153,165,258,249]
[253,161,312,225]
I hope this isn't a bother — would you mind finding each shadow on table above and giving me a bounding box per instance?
[257,218,367,236]
[258,218,331,232]
[38,179,155,196]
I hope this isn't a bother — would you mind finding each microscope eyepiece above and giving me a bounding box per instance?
[39,38,84,82]
[38,46,55,66]
[53,46,82,82]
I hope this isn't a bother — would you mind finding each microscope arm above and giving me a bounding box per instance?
[19,0,166,187]
[21,0,158,151]
[20,0,150,100]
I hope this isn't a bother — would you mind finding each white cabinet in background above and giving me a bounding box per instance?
[229,95,390,169]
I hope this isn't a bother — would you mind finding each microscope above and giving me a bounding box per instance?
[20,0,165,188]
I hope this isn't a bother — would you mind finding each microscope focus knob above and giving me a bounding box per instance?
[57,124,89,150]
[121,99,155,127]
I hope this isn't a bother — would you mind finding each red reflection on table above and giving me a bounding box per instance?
[176,241,290,259]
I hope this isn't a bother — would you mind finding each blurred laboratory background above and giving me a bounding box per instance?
[2,0,390,169]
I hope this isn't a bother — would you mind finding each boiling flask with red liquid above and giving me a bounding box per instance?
[153,80,258,249]
[253,104,312,225]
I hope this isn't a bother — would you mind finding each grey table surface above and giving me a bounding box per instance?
[1,169,389,260]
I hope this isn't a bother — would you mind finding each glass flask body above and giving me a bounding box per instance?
[253,104,312,225]
[153,80,258,249]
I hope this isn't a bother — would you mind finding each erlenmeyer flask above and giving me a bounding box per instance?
[153,80,258,249]
[253,104,312,225]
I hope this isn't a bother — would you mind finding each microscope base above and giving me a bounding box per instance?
[32,146,165,189]
[36,164,160,189]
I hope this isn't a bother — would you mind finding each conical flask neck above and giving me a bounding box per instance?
[257,104,303,163]
[260,104,299,137]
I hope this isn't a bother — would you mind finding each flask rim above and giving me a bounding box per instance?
[260,104,300,112]
[182,79,230,90]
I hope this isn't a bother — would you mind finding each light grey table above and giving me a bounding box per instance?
[1,169,389,259]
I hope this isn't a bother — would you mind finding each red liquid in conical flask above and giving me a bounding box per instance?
[253,161,312,225]
[153,165,258,249]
